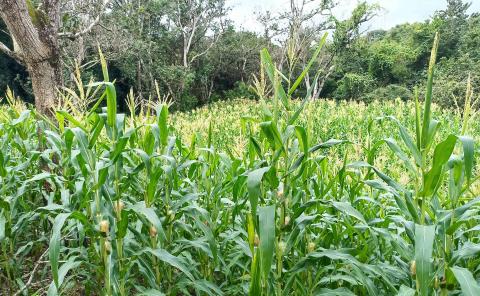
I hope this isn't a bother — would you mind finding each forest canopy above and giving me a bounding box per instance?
[0,0,478,111]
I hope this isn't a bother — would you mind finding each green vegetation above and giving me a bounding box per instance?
[0,32,479,296]
[2,0,479,111]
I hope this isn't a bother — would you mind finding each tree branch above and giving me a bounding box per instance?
[59,0,112,39]
[0,41,24,64]
[189,31,222,65]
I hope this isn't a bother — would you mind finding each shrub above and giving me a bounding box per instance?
[334,72,376,100]
[431,54,480,108]
[362,84,413,102]
[223,81,257,100]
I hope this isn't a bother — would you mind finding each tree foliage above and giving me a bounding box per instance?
[0,0,478,110]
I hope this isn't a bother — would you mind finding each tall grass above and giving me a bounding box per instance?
[0,34,479,295]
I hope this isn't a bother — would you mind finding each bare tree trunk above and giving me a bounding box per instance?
[0,0,62,116]
[28,60,62,113]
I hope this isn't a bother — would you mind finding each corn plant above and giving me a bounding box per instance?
[0,33,479,296]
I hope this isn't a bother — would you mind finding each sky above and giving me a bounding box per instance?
[227,0,480,33]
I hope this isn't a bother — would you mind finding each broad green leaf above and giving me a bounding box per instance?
[423,134,457,196]
[0,213,5,242]
[138,289,166,296]
[415,224,435,296]
[396,285,415,296]
[129,202,166,242]
[247,166,270,217]
[458,135,474,182]
[0,151,6,177]
[260,48,289,108]
[142,248,194,281]
[332,201,366,224]
[384,138,416,174]
[451,266,480,296]
[288,33,327,95]
[49,213,71,288]
[249,248,261,296]
[56,111,87,132]
[258,205,275,281]
[386,116,422,167]
[157,104,169,147]
[309,139,347,153]
[11,110,31,126]
[314,287,356,296]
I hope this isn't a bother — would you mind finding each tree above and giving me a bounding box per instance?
[0,0,63,115]
[170,0,227,68]
[434,0,471,58]
[257,1,377,99]
[0,0,110,115]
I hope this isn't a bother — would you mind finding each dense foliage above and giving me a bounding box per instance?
[1,0,478,110]
[1,34,480,296]
[329,0,480,107]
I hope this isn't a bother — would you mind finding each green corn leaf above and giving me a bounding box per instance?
[138,289,166,296]
[386,116,422,167]
[71,127,92,167]
[89,82,117,128]
[141,248,194,281]
[0,151,6,177]
[116,210,129,239]
[105,83,117,128]
[295,126,308,156]
[129,202,166,242]
[98,45,109,82]
[450,266,480,296]
[11,110,31,126]
[396,285,416,296]
[0,212,5,242]
[146,169,163,205]
[384,138,416,174]
[425,119,440,152]
[288,32,328,95]
[55,111,87,132]
[260,121,284,152]
[247,166,270,217]
[258,205,275,281]
[458,136,474,183]
[314,287,356,295]
[49,213,71,288]
[415,224,435,296]
[260,48,289,109]
[191,279,224,296]
[423,134,457,197]
[332,201,366,224]
[249,248,261,296]
[157,104,169,147]
[88,115,105,148]
[414,88,421,149]
[309,139,347,154]
[247,213,255,255]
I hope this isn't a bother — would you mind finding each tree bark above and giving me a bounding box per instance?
[0,0,62,116]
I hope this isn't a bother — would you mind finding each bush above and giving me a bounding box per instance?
[362,84,413,102]
[223,81,257,100]
[334,72,376,100]
[431,54,480,108]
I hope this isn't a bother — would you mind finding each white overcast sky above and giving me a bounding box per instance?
[227,0,480,32]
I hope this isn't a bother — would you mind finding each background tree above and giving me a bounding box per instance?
[0,0,63,115]
[0,0,111,115]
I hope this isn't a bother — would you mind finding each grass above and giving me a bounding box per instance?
[0,34,480,295]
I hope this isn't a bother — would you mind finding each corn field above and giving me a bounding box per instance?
[1,34,480,296]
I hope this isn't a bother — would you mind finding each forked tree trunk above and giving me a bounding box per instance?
[0,0,62,116]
